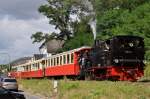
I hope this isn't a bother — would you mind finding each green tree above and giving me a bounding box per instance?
[31,0,92,43]
[95,1,150,59]
[62,18,93,51]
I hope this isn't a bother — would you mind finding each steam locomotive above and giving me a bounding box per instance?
[10,35,145,81]
[83,35,145,81]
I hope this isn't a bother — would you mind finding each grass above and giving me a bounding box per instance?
[18,63,150,99]
[58,81,150,99]
[18,79,150,99]
[144,62,150,77]
[18,78,52,98]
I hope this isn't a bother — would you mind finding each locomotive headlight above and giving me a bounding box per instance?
[129,43,134,47]
[114,59,119,63]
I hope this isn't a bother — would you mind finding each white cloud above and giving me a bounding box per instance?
[0,16,56,64]
[0,0,47,20]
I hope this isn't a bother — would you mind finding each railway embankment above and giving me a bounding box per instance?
[18,63,150,99]
[18,79,150,99]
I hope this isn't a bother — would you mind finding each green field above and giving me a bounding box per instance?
[18,79,150,99]
[18,64,150,99]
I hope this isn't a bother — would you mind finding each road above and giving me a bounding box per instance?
[23,92,43,99]
[17,90,47,99]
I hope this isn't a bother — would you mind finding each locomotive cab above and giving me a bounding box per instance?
[91,39,112,67]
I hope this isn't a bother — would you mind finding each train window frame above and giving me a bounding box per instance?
[54,57,56,66]
[71,53,74,63]
[48,58,52,67]
[63,55,66,64]
[60,56,63,65]
[53,58,55,66]
[37,63,40,69]
[51,58,53,66]
[58,56,61,66]
[67,54,70,64]
[57,57,59,66]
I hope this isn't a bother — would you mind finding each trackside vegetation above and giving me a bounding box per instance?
[144,62,150,77]
[18,79,150,99]
[18,63,150,99]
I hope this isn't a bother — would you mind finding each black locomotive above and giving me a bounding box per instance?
[83,35,145,81]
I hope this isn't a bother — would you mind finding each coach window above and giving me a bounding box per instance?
[67,54,70,64]
[24,66,26,71]
[48,59,51,67]
[25,66,27,71]
[35,63,38,70]
[39,62,42,69]
[25,65,27,71]
[65,54,67,64]
[57,57,59,66]
[36,63,39,69]
[63,55,66,64]
[69,54,71,64]
[30,64,32,71]
[34,63,36,70]
[53,58,55,66]
[45,60,47,67]
[28,65,31,71]
[54,58,55,66]
[36,63,38,69]
[26,65,28,71]
[32,64,34,70]
[71,53,74,63]
[51,58,53,66]
[46,60,47,67]
[50,59,52,66]
[54,58,56,66]
[56,57,58,66]
[49,59,51,67]
[35,63,37,70]
[28,65,30,71]
[31,64,34,70]
[53,58,56,66]
[46,60,48,67]
[48,59,49,66]
[60,56,62,65]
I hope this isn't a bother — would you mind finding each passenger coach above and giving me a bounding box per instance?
[10,46,91,79]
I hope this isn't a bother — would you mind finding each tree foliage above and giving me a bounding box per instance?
[62,18,93,51]
[31,0,93,43]
[95,0,150,59]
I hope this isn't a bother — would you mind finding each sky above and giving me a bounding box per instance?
[0,0,56,64]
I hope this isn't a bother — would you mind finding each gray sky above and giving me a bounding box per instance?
[0,0,55,64]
